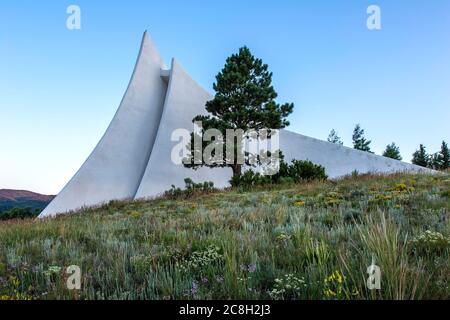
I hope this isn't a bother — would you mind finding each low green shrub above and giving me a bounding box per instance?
[177,245,223,274]
[164,178,215,199]
[230,157,327,189]
[268,274,308,300]
[130,254,153,275]
[286,159,327,183]
[409,230,450,256]
[230,170,271,189]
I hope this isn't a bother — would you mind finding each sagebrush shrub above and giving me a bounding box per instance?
[268,274,307,300]
[409,230,450,256]
[164,178,215,199]
[177,246,223,274]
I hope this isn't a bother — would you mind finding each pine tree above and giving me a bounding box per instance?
[184,46,294,179]
[383,142,402,160]
[411,144,429,167]
[327,129,343,145]
[430,152,442,170]
[434,141,450,170]
[352,124,372,153]
[439,141,449,170]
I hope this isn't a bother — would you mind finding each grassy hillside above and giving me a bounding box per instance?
[0,173,449,300]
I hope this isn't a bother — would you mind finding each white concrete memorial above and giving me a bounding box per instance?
[39,32,427,218]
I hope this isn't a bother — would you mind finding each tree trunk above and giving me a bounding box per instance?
[232,164,242,179]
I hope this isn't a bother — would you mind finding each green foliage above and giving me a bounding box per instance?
[184,46,294,179]
[230,158,327,188]
[327,129,343,145]
[409,230,450,256]
[164,178,215,199]
[205,46,293,132]
[0,198,52,214]
[431,141,450,170]
[268,274,307,300]
[178,246,223,274]
[414,141,450,170]
[352,124,372,153]
[229,170,270,189]
[440,141,450,170]
[286,160,327,183]
[130,255,153,275]
[0,275,33,300]
[412,144,430,168]
[383,142,402,160]
[0,207,39,221]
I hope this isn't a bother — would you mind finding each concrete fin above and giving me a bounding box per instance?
[39,32,167,217]
[134,59,231,199]
[279,130,430,178]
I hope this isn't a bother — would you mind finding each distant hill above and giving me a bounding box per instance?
[0,189,55,212]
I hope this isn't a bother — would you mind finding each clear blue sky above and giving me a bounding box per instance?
[1,0,449,194]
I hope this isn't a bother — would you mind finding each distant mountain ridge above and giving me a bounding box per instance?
[0,189,55,212]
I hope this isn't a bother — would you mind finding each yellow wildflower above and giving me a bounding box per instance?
[323,270,345,299]
[128,210,142,219]
[392,183,408,192]
[324,288,336,297]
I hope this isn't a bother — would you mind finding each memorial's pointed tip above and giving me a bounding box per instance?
[142,30,156,43]
[142,31,160,50]
[171,57,182,68]
[138,31,165,65]
[142,30,150,42]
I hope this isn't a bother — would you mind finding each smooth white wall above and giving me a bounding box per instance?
[39,32,167,217]
[135,59,231,199]
[279,130,429,178]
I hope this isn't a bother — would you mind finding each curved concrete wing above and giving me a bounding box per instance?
[135,59,231,199]
[39,32,167,217]
[135,59,428,199]
[279,130,429,178]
